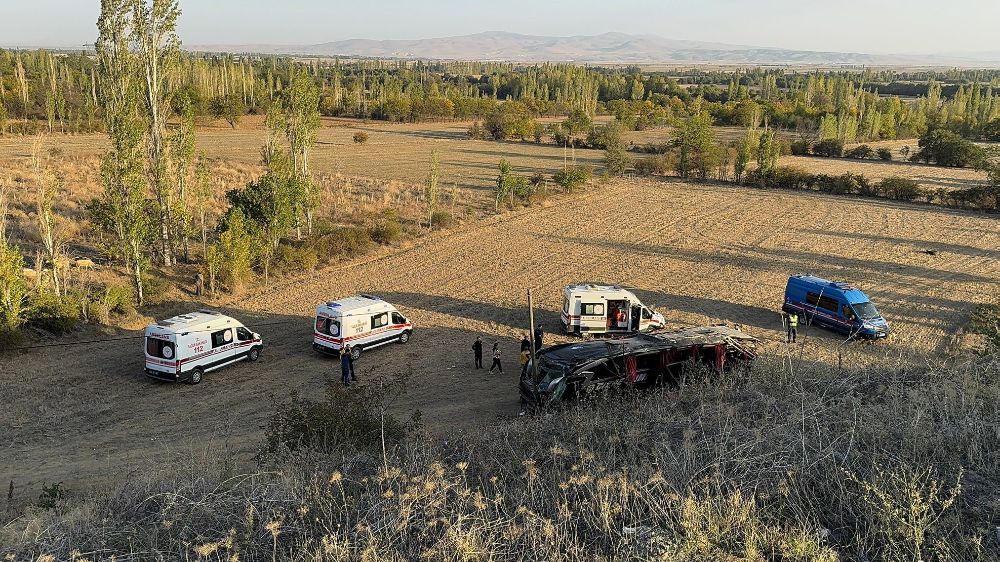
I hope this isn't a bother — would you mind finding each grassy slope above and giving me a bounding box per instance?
[3,356,998,561]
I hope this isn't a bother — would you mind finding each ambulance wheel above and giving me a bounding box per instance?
[248,346,261,362]
[398,331,411,344]
[189,368,203,385]
[350,346,362,361]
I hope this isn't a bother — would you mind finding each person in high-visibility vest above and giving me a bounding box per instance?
[787,312,799,343]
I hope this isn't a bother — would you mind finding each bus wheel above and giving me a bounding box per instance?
[248,346,261,362]
[189,368,203,385]
[350,346,362,361]
[399,331,411,344]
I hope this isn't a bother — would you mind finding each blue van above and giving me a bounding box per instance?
[782,275,890,339]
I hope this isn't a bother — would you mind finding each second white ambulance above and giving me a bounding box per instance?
[144,310,263,384]
[313,295,413,359]
[561,284,665,336]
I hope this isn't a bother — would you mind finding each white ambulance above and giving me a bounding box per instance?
[313,294,413,359]
[144,310,263,384]
[561,284,665,336]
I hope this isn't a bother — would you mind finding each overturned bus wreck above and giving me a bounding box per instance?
[519,325,757,411]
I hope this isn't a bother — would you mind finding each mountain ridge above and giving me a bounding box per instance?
[189,31,1000,67]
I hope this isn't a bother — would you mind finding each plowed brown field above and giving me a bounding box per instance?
[2,178,998,493]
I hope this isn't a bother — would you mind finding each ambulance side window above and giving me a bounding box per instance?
[371,313,389,329]
[211,329,233,348]
[642,308,652,320]
[391,312,406,325]
[581,303,604,316]
[237,327,253,341]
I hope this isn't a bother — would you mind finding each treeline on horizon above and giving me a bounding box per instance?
[2,49,1000,142]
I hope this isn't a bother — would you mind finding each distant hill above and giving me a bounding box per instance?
[190,31,1000,67]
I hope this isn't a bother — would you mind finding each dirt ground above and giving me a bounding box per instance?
[2,177,997,494]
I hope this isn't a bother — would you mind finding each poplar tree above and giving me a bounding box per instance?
[0,238,28,335]
[133,0,181,267]
[756,129,779,185]
[31,137,63,295]
[734,127,758,184]
[277,72,321,235]
[425,149,440,229]
[169,97,196,261]
[91,0,154,305]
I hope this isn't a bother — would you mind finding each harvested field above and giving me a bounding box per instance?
[778,154,990,190]
[2,178,997,493]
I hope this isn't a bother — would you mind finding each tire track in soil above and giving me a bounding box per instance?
[2,179,996,492]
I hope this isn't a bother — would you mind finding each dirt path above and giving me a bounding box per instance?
[2,178,997,493]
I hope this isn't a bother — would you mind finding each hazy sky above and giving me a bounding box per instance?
[1,0,997,54]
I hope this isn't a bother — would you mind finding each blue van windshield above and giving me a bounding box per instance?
[853,302,881,320]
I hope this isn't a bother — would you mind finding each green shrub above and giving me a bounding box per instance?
[790,140,812,156]
[814,173,864,195]
[553,165,593,190]
[369,209,403,245]
[846,144,875,159]
[769,166,814,190]
[877,147,893,161]
[86,284,136,324]
[430,211,454,229]
[140,275,173,306]
[261,382,407,461]
[26,291,81,335]
[969,304,1000,354]
[813,139,845,158]
[634,154,676,176]
[879,177,924,201]
[36,482,68,509]
[913,129,986,167]
[274,242,320,276]
[315,226,373,258]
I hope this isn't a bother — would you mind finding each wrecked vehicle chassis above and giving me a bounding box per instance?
[520,325,757,411]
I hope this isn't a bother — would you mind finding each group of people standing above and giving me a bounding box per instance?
[337,324,548,387]
[472,324,544,375]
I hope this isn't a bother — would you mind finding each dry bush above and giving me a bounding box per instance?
[3,357,999,561]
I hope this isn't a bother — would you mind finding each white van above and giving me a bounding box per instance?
[144,310,263,384]
[313,294,413,359]
[561,284,665,336]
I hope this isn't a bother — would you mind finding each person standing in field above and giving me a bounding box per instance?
[488,342,503,375]
[786,312,799,343]
[472,336,484,369]
[520,346,530,377]
[340,345,354,386]
[533,324,544,350]
[520,334,530,353]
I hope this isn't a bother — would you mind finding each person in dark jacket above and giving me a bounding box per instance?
[520,334,530,352]
[533,324,544,350]
[472,336,484,369]
[488,342,503,375]
[340,345,353,386]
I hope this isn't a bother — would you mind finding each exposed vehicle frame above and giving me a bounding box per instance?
[520,325,757,411]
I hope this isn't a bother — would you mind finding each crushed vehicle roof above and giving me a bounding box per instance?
[540,325,756,366]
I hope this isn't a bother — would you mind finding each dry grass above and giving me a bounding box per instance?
[2,356,998,561]
[1,177,997,496]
